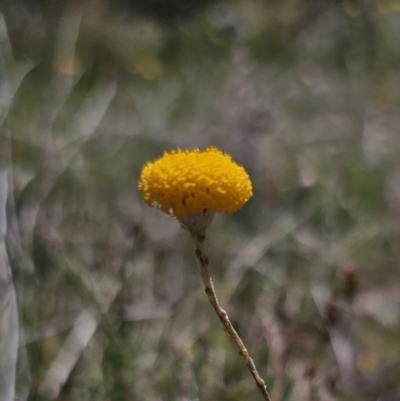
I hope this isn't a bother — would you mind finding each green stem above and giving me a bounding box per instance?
[192,234,272,401]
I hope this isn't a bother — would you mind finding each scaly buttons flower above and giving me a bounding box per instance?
[138,148,252,218]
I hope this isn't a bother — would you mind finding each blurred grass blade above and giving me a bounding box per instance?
[0,169,19,401]
[0,11,34,401]
[38,310,98,400]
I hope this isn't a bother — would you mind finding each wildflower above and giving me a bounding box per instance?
[138,147,252,219]
[138,148,271,400]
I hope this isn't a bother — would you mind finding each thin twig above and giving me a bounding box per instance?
[192,234,272,401]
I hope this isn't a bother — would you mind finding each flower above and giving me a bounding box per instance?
[138,148,252,218]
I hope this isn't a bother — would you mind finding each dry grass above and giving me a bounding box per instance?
[1,1,400,400]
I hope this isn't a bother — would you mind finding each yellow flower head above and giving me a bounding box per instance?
[138,148,252,218]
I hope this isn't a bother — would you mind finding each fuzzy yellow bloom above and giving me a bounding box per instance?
[138,148,252,218]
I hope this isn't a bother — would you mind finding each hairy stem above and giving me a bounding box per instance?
[192,234,271,401]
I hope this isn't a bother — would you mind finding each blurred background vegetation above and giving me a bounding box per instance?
[1,0,400,400]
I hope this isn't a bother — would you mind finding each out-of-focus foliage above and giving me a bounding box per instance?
[1,0,400,400]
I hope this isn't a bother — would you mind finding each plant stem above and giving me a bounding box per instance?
[192,234,272,401]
